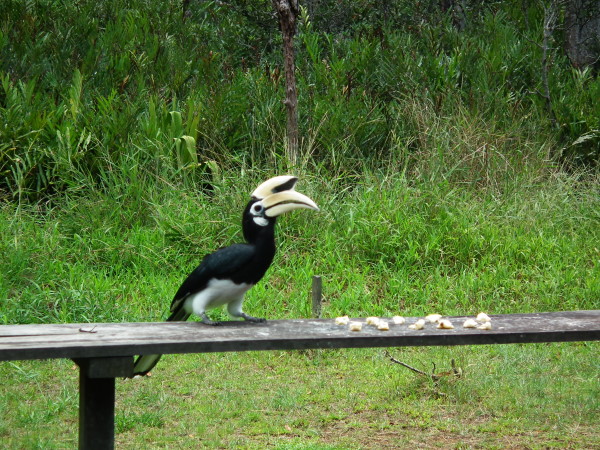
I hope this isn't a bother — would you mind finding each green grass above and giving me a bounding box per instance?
[1,345,598,448]
[2,171,598,325]
[1,171,599,447]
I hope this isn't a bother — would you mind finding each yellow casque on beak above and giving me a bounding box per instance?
[262,190,319,217]
[252,175,298,199]
[251,175,318,217]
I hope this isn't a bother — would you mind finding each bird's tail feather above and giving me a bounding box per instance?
[132,353,162,377]
[167,306,192,322]
[131,306,191,377]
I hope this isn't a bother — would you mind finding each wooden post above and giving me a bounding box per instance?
[79,373,115,450]
[311,275,322,318]
[74,357,133,450]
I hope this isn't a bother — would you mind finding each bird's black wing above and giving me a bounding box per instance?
[134,245,255,377]
[169,243,256,312]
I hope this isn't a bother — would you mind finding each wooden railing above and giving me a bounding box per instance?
[1,310,599,450]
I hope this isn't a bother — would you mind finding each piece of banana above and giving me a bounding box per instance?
[349,322,363,332]
[463,318,478,328]
[366,316,380,326]
[335,315,350,325]
[425,314,443,323]
[377,320,390,331]
[437,319,455,329]
[409,319,426,330]
[476,312,491,322]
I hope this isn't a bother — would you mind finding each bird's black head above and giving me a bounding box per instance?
[242,175,319,243]
[242,198,275,244]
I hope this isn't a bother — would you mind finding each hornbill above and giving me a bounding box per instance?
[132,175,318,376]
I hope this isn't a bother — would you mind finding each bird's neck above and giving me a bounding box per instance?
[241,204,278,281]
[249,224,276,259]
[243,223,276,284]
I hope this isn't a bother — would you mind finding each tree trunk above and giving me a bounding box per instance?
[564,0,600,71]
[272,0,299,167]
[541,0,559,127]
[439,0,467,31]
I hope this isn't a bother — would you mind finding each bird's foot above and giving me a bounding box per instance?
[240,313,266,323]
[199,313,222,326]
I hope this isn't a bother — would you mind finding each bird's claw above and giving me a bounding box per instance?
[199,313,222,326]
[241,314,266,323]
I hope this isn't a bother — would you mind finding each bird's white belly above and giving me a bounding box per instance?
[184,278,253,314]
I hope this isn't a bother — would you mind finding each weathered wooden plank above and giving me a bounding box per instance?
[0,311,598,362]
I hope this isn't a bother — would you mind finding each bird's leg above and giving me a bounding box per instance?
[227,298,266,323]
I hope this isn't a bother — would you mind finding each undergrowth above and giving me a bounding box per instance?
[1,1,599,201]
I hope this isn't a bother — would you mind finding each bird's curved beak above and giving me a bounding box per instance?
[263,190,319,217]
[252,175,319,217]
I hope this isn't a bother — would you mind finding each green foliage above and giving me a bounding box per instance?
[1,0,598,200]
[555,67,600,163]
[0,2,598,325]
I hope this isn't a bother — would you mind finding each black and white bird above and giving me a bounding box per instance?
[132,175,318,376]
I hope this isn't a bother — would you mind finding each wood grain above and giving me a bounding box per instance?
[1,310,598,362]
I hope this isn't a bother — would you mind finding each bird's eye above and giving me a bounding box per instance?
[252,203,264,214]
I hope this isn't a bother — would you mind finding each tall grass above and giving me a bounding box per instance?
[1,0,598,201]
[1,165,598,325]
